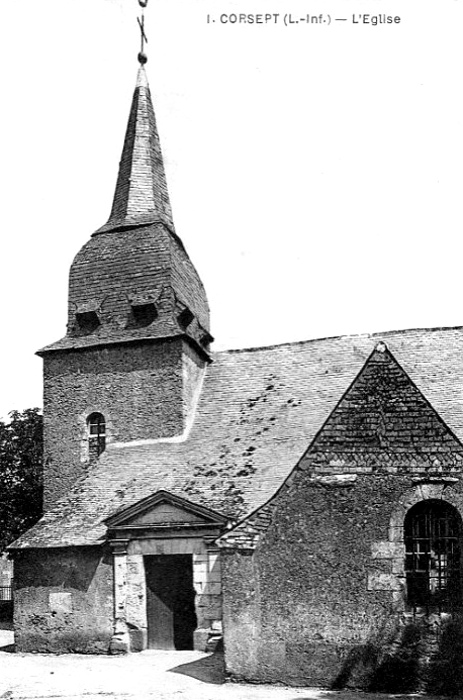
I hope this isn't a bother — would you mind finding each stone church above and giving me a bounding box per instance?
[9,50,463,692]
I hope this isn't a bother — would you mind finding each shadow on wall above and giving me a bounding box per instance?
[16,546,105,593]
[0,603,13,623]
[427,615,463,696]
[332,614,463,696]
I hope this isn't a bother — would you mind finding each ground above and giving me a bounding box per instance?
[0,628,449,700]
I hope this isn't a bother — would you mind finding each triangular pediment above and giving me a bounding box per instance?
[302,342,463,470]
[105,491,228,529]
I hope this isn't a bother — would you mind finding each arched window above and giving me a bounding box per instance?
[87,412,106,460]
[405,499,462,612]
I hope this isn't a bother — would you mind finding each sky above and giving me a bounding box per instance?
[0,0,462,420]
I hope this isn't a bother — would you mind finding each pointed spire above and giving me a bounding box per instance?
[94,65,175,235]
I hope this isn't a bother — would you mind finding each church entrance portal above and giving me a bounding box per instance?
[144,554,197,650]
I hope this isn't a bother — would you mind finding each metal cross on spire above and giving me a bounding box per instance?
[137,0,149,64]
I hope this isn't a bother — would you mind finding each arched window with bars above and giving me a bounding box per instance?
[405,499,462,612]
[87,412,106,460]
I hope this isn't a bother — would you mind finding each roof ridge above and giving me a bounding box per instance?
[212,325,463,357]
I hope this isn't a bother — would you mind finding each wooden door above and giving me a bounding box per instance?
[144,554,196,650]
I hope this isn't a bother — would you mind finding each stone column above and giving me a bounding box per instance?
[109,539,130,654]
[193,544,223,651]
[126,554,148,651]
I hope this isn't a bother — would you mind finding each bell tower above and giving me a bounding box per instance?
[39,22,212,507]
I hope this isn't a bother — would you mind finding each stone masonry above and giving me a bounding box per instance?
[42,338,206,507]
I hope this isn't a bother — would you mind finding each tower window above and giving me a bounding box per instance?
[405,499,462,612]
[87,412,106,460]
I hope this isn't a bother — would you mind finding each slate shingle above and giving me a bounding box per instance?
[12,326,463,549]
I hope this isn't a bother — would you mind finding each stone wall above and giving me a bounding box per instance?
[13,546,113,653]
[221,550,261,678]
[222,474,463,689]
[42,338,205,507]
[182,342,206,431]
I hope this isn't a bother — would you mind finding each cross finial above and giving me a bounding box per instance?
[137,0,149,65]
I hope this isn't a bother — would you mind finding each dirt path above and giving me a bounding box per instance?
[0,631,447,700]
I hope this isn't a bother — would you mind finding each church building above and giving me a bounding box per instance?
[9,25,463,694]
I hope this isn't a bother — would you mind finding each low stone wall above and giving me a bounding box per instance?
[13,546,113,653]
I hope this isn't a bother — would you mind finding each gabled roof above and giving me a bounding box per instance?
[12,326,463,549]
[302,341,463,470]
[217,342,463,551]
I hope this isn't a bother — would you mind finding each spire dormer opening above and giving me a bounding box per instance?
[178,307,194,331]
[131,301,158,328]
[76,310,100,336]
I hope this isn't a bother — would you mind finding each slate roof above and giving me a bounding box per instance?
[39,64,211,355]
[304,342,463,470]
[95,66,174,236]
[12,325,463,549]
[39,223,210,354]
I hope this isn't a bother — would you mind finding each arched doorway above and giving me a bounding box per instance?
[404,499,462,612]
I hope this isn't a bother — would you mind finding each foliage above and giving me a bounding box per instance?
[0,408,43,551]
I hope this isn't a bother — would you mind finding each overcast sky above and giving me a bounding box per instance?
[0,0,462,420]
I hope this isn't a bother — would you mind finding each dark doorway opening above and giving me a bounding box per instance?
[145,554,197,650]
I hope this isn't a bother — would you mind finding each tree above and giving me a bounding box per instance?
[0,408,43,552]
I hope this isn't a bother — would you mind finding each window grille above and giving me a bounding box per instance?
[405,499,462,612]
[0,586,12,601]
[87,412,106,459]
